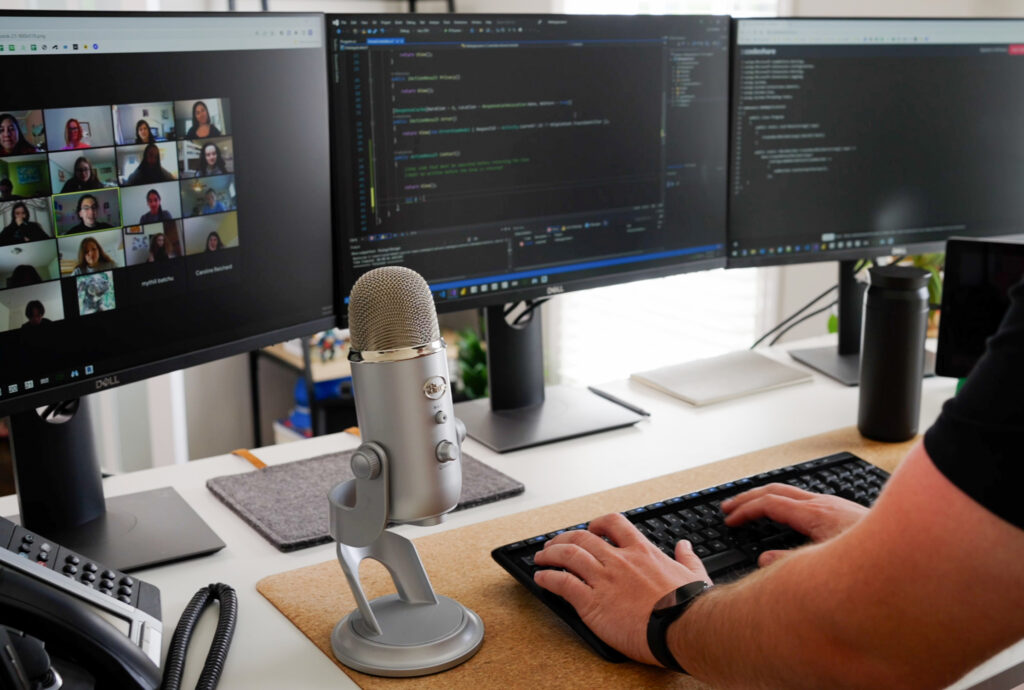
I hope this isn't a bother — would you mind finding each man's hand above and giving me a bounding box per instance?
[721,483,869,566]
[532,512,710,666]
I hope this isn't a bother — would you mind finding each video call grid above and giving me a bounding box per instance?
[1,99,237,272]
[0,99,239,331]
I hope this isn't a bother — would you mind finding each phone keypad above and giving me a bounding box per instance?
[1,517,160,620]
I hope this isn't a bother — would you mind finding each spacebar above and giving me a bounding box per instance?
[700,549,749,576]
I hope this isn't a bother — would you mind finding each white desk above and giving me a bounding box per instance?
[2,345,1019,689]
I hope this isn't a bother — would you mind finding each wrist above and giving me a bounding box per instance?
[646,580,711,673]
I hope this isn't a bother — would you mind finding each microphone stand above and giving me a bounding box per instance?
[328,440,484,677]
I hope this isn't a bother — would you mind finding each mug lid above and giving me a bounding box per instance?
[868,265,930,289]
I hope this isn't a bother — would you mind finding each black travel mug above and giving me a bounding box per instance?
[857,265,930,442]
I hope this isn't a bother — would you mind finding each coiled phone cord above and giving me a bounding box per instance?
[161,583,238,690]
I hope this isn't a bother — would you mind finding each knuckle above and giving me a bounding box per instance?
[561,529,590,545]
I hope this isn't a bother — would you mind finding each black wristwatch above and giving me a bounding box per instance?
[646,580,711,673]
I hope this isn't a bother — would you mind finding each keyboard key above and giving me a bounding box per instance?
[708,540,730,553]
[701,548,749,576]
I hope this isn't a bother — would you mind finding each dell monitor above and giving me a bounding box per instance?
[0,11,334,570]
[729,18,1024,384]
[330,13,730,451]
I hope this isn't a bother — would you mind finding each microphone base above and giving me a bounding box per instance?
[331,594,484,677]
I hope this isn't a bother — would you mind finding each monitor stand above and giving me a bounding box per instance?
[454,303,642,453]
[8,397,225,572]
[788,259,936,386]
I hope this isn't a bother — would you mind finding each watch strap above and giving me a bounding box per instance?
[646,580,710,673]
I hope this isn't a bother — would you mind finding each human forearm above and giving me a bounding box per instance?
[670,540,901,689]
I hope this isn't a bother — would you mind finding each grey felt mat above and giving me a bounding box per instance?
[206,450,524,552]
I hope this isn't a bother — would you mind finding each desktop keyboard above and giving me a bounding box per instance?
[491,451,889,661]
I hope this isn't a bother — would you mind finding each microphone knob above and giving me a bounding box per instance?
[435,440,459,463]
[351,446,382,480]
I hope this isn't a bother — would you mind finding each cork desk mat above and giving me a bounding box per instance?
[257,426,917,689]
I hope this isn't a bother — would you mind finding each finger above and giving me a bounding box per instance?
[546,525,617,556]
[533,542,603,579]
[673,540,707,574]
[723,494,814,533]
[757,549,790,568]
[534,568,593,610]
[587,512,647,548]
[720,482,816,513]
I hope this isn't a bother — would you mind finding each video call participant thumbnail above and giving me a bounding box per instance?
[112,102,176,145]
[43,104,116,150]
[0,281,64,333]
[179,137,233,178]
[0,200,52,246]
[0,239,58,288]
[76,270,117,315]
[50,148,118,194]
[43,106,115,151]
[53,189,121,237]
[183,176,236,218]
[123,220,183,266]
[0,111,44,156]
[121,181,182,226]
[117,142,178,186]
[175,99,229,140]
[183,211,238,255]
[58,229,124,277]
[0,154,52,199]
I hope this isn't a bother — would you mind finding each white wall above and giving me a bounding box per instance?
[184,354,255,458]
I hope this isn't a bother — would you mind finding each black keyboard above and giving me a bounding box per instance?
[491,451,889,661]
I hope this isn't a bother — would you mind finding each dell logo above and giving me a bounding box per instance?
[546,285,564,295]
[95,376,121,390]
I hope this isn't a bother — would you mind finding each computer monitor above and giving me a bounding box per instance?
[0,11,334,570]
[936,236,1024,379]
[329,13,730,450]
[728,18,1024,384]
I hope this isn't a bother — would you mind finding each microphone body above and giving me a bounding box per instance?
[349,343,461,525]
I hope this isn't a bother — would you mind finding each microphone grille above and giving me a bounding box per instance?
[348,266,440,352]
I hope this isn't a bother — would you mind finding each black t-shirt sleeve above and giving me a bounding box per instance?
[924,279,1024,530]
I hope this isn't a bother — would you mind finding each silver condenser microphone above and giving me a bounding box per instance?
[328,266,483,678]
[346,265,462,525]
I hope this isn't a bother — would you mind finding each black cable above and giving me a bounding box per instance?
[513,298,548,325]
[750,284,837,349]
[162,583,238,690]
[768,300,838,346]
